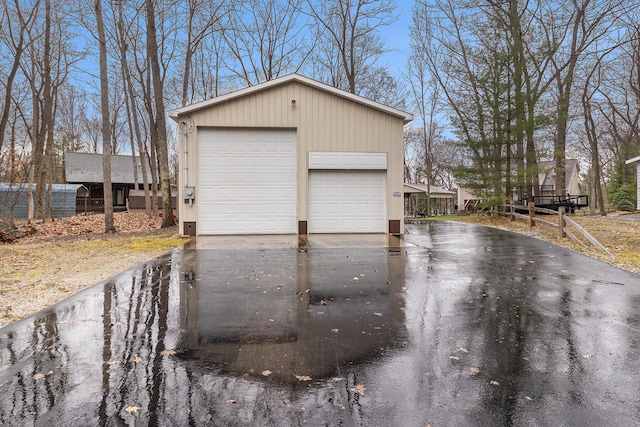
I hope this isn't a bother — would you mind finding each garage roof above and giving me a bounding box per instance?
[65,152,151,184]
[625,155,640,165]
[404,183,456,198]
[168,73,414,124]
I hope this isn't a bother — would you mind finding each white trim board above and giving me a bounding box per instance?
[308,152,387,170]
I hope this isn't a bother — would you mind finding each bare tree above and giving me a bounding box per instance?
[187,34,228,99]
[305,0,398,95]
[406,50,441,216]
[56,84,87,154]
[544,0,629,194]
[181,0,227,105]
[0,0,38,156]
[23,0,54,222]
[145,0,175,227]
[113,1,152,213]
[596,17,640,207]
[94,0,115,233]
[579,63,605,214]
[413,0,517,203]
[223,0,307,86]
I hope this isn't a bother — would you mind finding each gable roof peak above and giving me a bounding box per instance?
[168,73,413,123]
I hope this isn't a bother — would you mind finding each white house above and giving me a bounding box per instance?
[538,159,581,196]
[625,155,640,210]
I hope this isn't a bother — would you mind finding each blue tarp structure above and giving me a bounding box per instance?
[0,183,86,219]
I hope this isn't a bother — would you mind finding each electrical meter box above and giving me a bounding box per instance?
[184,187,195,202]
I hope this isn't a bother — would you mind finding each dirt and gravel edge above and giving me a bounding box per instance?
[0,213,190,328]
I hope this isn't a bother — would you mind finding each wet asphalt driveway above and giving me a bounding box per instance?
[0,221,639,426]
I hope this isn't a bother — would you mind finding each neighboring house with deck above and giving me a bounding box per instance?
[64,152,153,214]
[537,159,581,196]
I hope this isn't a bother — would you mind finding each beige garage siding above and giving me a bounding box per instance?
[175,76,407,234]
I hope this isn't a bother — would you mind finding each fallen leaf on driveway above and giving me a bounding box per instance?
[225,400,237,404]
[352,277,359,282]
[490,380,499,386]
[125,406,141,414]
[295,375,312,381]
[133,354,142,363]
[470,367,480,374]
[374,312,382,316]
[351,384,367,395]
[262,370,272,376]
[525,396,533,401]
[33,373,44,380]
[458,347,469,353]
[331,328,340,333]
[161,349,176,356]
[581,354,592,359]
[449,356,460,361]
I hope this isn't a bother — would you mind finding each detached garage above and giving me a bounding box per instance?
[169,74,413,236]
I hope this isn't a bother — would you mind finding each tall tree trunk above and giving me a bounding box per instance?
[34,0,53,221]
[506,0,525,193]
[181,1,195,107]
[95,0,115,233]
[27,63,42,223]
[554,79,571,196]
[115,1,151,212]
[141,66,159,216]
[145,0,175,227]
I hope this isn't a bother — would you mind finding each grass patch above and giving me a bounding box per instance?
[68,232,190,256]
[124,234,190,252]
[617,251,640,264]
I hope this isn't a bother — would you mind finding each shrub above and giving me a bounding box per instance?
[610,184,636,212]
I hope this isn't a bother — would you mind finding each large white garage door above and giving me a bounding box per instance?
[198,128,297,234]
[308,171,386,233]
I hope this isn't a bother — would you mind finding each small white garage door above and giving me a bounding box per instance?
[198,128,297,234]
[308,171,386,233]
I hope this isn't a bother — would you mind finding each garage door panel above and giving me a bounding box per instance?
[198,128,297,235]
[308,171,386,233]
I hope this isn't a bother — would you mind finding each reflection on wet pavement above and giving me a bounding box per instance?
[0,221,639,426]
[180,246,406,384]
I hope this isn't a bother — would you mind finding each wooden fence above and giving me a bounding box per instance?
[491,202,614,258]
